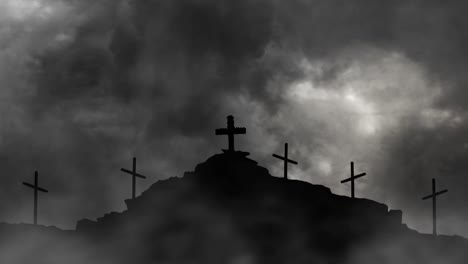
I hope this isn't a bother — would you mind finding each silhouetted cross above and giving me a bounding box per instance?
[340,162,366,198]
[121,157,147,199]
[422,178,448,236]
[272,143,298,179]
[22,171,48,225]
[215,115,246,151]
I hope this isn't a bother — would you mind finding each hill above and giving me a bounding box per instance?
[1,151,468,263]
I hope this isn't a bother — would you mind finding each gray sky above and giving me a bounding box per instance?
[1,0,468,236]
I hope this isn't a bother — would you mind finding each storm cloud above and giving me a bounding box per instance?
[1,0,468,237]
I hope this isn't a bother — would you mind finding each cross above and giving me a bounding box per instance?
[215,115,246,152]
[422,178,448,236]
[121,157,147,199]
[272,143,298,179]
[340,161,366,198]
[22,171,48,225]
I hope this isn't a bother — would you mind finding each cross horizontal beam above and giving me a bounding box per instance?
[22,182,48,193]
[272,154,298,165]
[215,127,246,135]
[120,168,147,179]
[422,189,448,200]
[340,173,366,183]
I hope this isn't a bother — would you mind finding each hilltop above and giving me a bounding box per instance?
[1,151,468,263]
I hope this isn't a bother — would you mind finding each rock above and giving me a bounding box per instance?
[1,151,468,264]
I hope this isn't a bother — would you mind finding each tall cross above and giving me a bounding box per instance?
[22,171,48,225]
[340,161,366,198]
[215,115,246,152]
[422,178,448,236]
[121,157,147,199]
[272,143,298,179]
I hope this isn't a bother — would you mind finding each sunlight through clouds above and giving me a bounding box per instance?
[279,47,451,198]
[288,79,380,137]
[287,48,444,138]
[343,89,378,135]
[0,0,75,48]
[2,0,55,20]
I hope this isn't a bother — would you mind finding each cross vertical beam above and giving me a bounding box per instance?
[215,115,246,152]
[34,171,38,225]
[121,157,147,199]
[284,143,288,179]
[351,162,355,198]
[422,178,448,236]
[432,178,436,236]
[272,143,298,180]
[132,157,136,199]
[340,162,366,198]
[22,171,48,225]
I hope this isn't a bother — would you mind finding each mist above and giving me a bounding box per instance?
[0,0,468,239]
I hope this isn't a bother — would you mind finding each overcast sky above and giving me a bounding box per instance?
[1,0,468,236]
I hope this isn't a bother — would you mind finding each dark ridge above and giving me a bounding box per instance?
[1,151,468,263]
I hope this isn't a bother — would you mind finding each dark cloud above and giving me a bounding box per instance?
[1,0,468,238]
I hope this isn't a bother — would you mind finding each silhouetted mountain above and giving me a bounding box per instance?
[2,151,468,263]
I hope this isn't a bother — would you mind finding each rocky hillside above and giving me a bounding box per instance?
[1,151,468,263]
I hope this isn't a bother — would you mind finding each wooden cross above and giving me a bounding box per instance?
[22,171,48,225]
[422,178,448,236]
[121,157,147,199]
[340,161,366,198]
[272,143,298,179]
[215,115,246,152]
